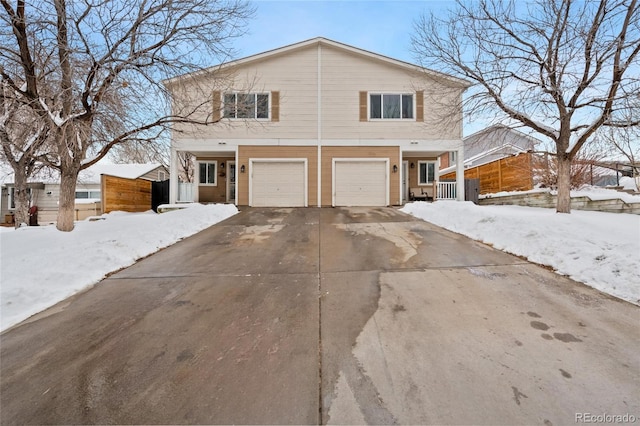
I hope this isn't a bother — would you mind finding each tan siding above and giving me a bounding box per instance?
[174,46,319,140]
[171,42,464,143]
[237,146,318,206]
[138,166,169,182]
[195,156,234,203]
[320,45,461,140]
[404,157,439,188]
[321,146,400,206]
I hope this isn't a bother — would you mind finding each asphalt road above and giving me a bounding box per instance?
[1,207,638,425]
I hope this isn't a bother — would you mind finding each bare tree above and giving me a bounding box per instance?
[413,0,640,213]
[0,79,55,227]
[177,151,195,183]
[1,0,253,231]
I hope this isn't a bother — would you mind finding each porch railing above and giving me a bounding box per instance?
[178,182,195,202]
[437,181,457,200]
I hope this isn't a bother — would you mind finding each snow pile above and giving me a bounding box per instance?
[619,176,639,191]
[401,201,640,306]
[481,185,640,204]
[0,204,238,331]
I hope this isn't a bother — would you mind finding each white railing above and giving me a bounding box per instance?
[437,181,457,200]
[178,182,195,202]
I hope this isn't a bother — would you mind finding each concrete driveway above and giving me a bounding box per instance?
[1,207,638,425]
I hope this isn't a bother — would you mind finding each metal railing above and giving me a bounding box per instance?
[437,181,457,200]
[178,182,195,202]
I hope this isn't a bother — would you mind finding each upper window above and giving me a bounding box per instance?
[370,94,413,119]
[224,93,269,119]
[199,161,217,185]
[418,161,436,185]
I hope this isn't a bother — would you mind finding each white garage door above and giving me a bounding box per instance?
[250,160,306,207]
[334,160,388,206]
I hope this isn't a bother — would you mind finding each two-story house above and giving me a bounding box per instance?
[165,38,470,207]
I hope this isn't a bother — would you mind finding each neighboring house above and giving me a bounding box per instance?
[165,37,470,207]
[1,163,169,224]
[440,125,540,172]
[439,125,540,194]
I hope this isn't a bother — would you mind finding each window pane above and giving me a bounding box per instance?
[419,162,435,184]
[256,94,269,119]
[224,93,236,118]
[236,94,254,118]
[199,163,207,184]
[402,94,413,118]
[370,94,381,119]
[383,94,400,119]
[207,163,216,184]
[75,191,88,198]
[89,191,101,198]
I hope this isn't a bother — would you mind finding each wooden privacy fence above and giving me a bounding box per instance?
[101,174,152,213]
[441,152,534,194]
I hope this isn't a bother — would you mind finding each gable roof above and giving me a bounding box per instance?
[463,125,541,159]
[2,163,166,185]
[78,163,166,183]
[163,37,472,89]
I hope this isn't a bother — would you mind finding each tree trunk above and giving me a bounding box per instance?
[556,154,572,213]
[13,167,30,228]
[57,167,80,231]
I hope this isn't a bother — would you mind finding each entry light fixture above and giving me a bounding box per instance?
[410,162,415,169]
[220,162,225,169]
[240,165,245,173]
[393,165,398,173]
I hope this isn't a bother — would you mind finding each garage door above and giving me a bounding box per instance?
[334,160,388,206]
[250,160,306,207]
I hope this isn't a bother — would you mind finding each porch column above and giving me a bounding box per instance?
[169,146,178,204]
[456,145,465,201]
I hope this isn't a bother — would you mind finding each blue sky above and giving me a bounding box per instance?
[234,0,454,64]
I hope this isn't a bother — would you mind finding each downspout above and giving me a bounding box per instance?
[317,43,322,207]
[169,145,178,204]
[456,144,465,201]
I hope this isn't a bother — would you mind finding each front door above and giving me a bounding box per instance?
[227,162,236,203]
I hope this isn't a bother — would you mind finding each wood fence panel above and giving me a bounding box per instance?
[102,175,152,213]
[441,152,533,194]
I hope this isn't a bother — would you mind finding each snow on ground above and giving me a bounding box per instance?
[0,204,238,331]
[401,201,640,306]
[1,199,637,332]
[481,179,640,204]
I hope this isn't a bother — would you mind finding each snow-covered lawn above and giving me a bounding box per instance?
[1,200,637,333]
[402,201,640,306]
[0,204,238,332]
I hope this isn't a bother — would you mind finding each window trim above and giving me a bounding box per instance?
[197,161,218,186]
[74,190,101,199]
[8,187,32,210]
[418,161,437,185]
[368,92,415,121]
[223,92,271,120]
